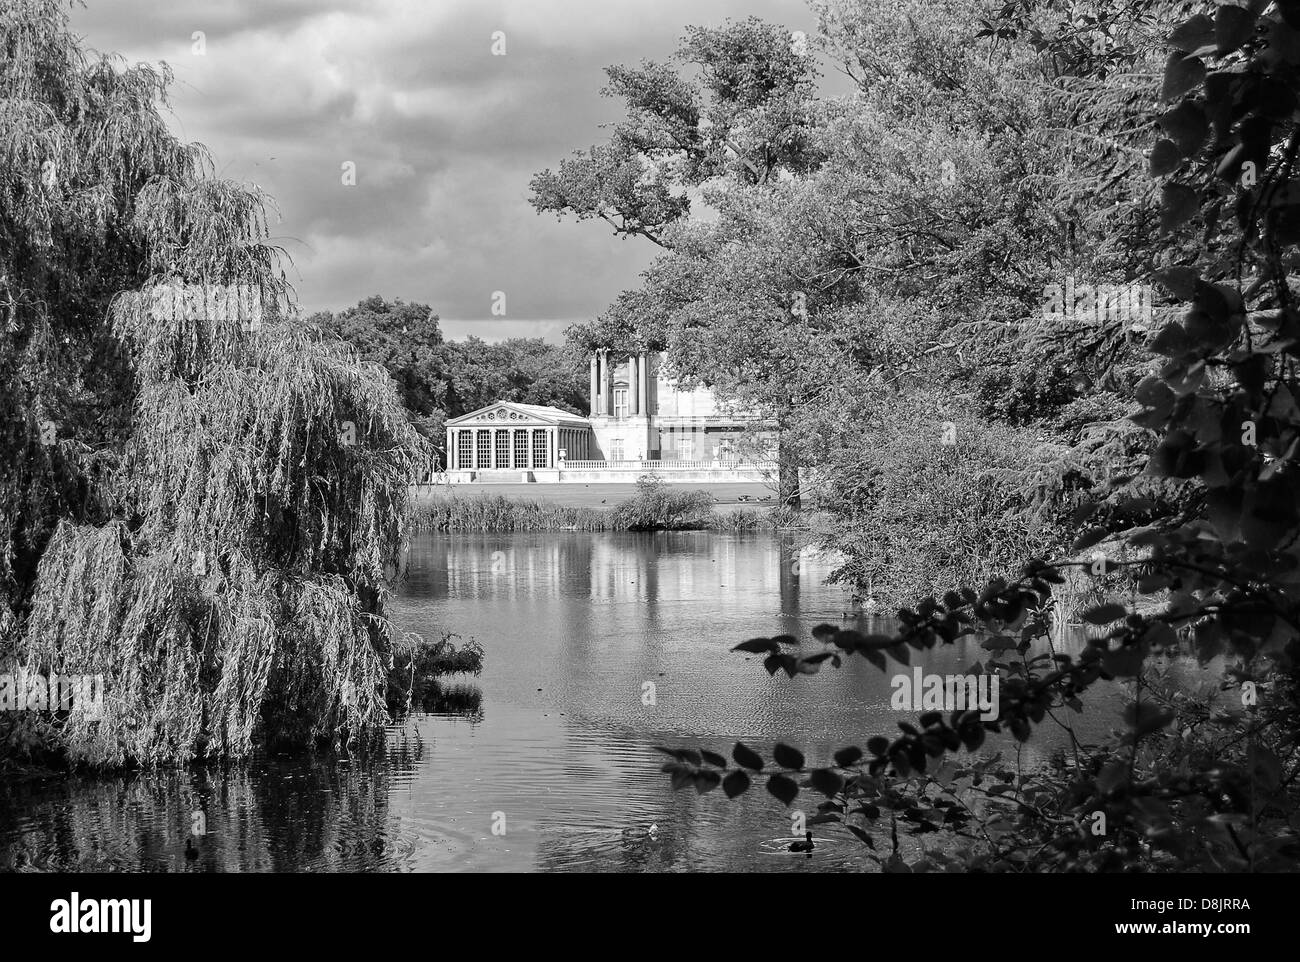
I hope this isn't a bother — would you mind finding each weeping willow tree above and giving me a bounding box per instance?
[1,0,431,765]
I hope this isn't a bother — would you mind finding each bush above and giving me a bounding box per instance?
[386,632,484,714]
[610,476,715,530]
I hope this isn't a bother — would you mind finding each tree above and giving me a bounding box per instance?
[658,0,1300,872]
[535,17,822,504]
[1,1,430,766]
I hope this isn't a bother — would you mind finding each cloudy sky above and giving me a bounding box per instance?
[71,0,833,341]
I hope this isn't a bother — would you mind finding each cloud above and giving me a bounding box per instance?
[71,0,822,338]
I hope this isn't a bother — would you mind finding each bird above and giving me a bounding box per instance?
[185,838,199,861]
[788,830,815,853]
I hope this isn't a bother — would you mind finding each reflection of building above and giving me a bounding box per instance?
[444,350,775,483]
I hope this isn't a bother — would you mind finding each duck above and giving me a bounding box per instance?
[185,838,199,861]
[788,830,815,853]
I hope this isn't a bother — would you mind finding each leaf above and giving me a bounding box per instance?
[846,825,875,849]
[866,736,890,756]
[1162,52,1205,102]
[733,637,778,654]
[1160,183,1200,231]
[809,768,845,797]
[833,745,863,767]
[667,764,694,791]
[1169,14,1215,54]
[1071,526,1109,551]
[1124,701,1175,737]
[1160,102,1207,156]
[811,623,839,642]
[1215,4,1257,54]
[722,769,750,798]
[1150,138,1183,176]
[732,741,764,770]
[1083,603,1128,624]
[693,769,721,794]
[773,742,805,770]
[1102,644,1146,678]
[1152,266,1199,300]
[699,748,727,768]
[766,773,799,806]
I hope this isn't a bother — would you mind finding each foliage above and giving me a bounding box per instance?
[310,296,589,462]
[409,484,772,533]
[812,391,1078,607]
[410,493,612,532]
[386,631,484,715]
[1,1,431,765]
[656,0,1300,872]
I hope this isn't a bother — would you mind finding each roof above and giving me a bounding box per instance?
[446,400,591,427]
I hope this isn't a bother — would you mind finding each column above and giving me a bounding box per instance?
[589,355,598,416]
[602,351,614,416]
[596,351,606,417]
[550,428,557,469]
[638,353,649,414]
[447,428,455,470]
[628,354,639,416]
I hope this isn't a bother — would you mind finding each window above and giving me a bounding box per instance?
[457,432,471,470]
[513,429,529,468]
[614,387,628,420]
[532,430,549,468]
[494,430,510,468]
[610,439,624,461]
[679,437,693,460]
[475,430,490,468]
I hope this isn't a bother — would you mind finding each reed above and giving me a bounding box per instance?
[410,494,611,532]
[409,485,782,533]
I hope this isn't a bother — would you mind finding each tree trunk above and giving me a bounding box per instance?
[778,431,801,511]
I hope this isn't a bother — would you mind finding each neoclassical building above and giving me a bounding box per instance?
[444,402,592,475]
[444,350,770,482]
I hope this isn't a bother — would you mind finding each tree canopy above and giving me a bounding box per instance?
[2,0,430,765]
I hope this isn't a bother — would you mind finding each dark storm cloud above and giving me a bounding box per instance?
[70,0,820,339]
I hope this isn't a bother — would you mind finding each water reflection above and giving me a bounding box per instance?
[0,744,422,872]
[2,532,1155,872]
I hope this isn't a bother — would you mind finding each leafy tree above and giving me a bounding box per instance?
[1,1,430,765]
[658,0,1300,872]
[307,298,588,467]
[535,17,822,504]
[307,295,444,418]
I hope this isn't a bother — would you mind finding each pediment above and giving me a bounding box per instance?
[448,402,557,426]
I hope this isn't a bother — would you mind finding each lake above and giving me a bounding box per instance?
[0,531,1134,872]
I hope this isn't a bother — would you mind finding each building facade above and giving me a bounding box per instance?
[443,350,771,483]
[444,402,592,478]
[585,350,760,462]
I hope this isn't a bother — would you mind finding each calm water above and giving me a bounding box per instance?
[1,532,1137,872]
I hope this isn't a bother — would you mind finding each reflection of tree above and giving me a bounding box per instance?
[0,746,423,871]
[777,540,801,615]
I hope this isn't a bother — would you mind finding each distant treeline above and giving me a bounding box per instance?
[307,295,588,460]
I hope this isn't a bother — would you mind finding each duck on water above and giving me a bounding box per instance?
[788,831,814,853]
